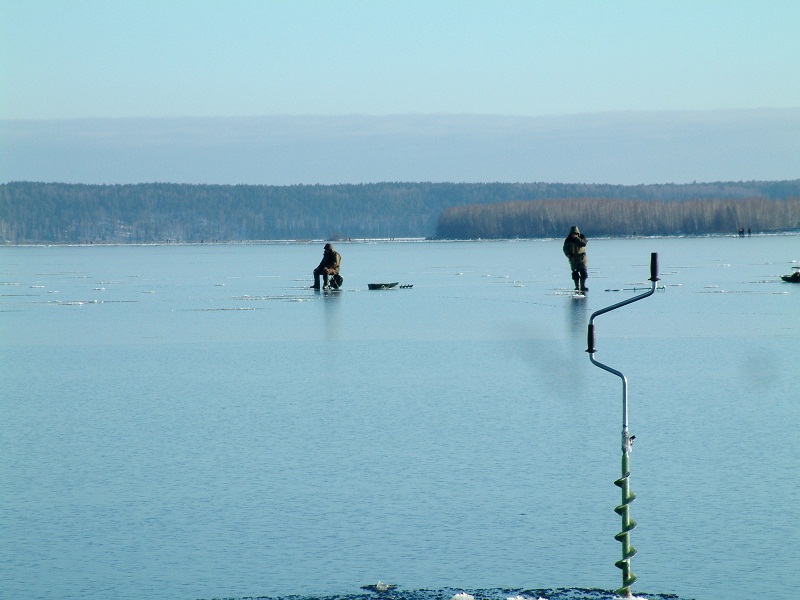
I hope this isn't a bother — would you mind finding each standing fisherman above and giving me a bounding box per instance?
[563,225,589,292]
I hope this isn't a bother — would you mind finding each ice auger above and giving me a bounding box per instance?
[586,252,659,598]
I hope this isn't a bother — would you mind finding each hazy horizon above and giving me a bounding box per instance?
[2,108,798,186]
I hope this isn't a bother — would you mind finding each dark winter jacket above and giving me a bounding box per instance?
[563,232,588,270]
[316,248,341,275]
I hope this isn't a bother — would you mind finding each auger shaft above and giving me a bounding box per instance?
[586,253,659,598]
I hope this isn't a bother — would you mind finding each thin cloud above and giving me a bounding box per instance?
[1,109,798,185]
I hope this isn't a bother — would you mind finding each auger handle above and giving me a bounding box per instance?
[650,252,659,282]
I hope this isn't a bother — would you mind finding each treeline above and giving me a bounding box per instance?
[436,197,800,239]
[2,180,800,243]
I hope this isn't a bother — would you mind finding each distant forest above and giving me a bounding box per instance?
[436,196,800,239]
[2,180,799,244]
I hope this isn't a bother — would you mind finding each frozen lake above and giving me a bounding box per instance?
[1,236,798,600]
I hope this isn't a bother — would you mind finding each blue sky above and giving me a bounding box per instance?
[2,0,799,119]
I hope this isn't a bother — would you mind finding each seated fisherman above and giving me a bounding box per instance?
[312,243,342,290]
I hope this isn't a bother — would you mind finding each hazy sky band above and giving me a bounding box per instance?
[3,110,798,185]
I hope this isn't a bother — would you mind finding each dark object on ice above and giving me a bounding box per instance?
[328,273,344,289]
[367,282,413,290]
[781,270,800,283]
[362,581,397,593]
[368,282,398,290]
